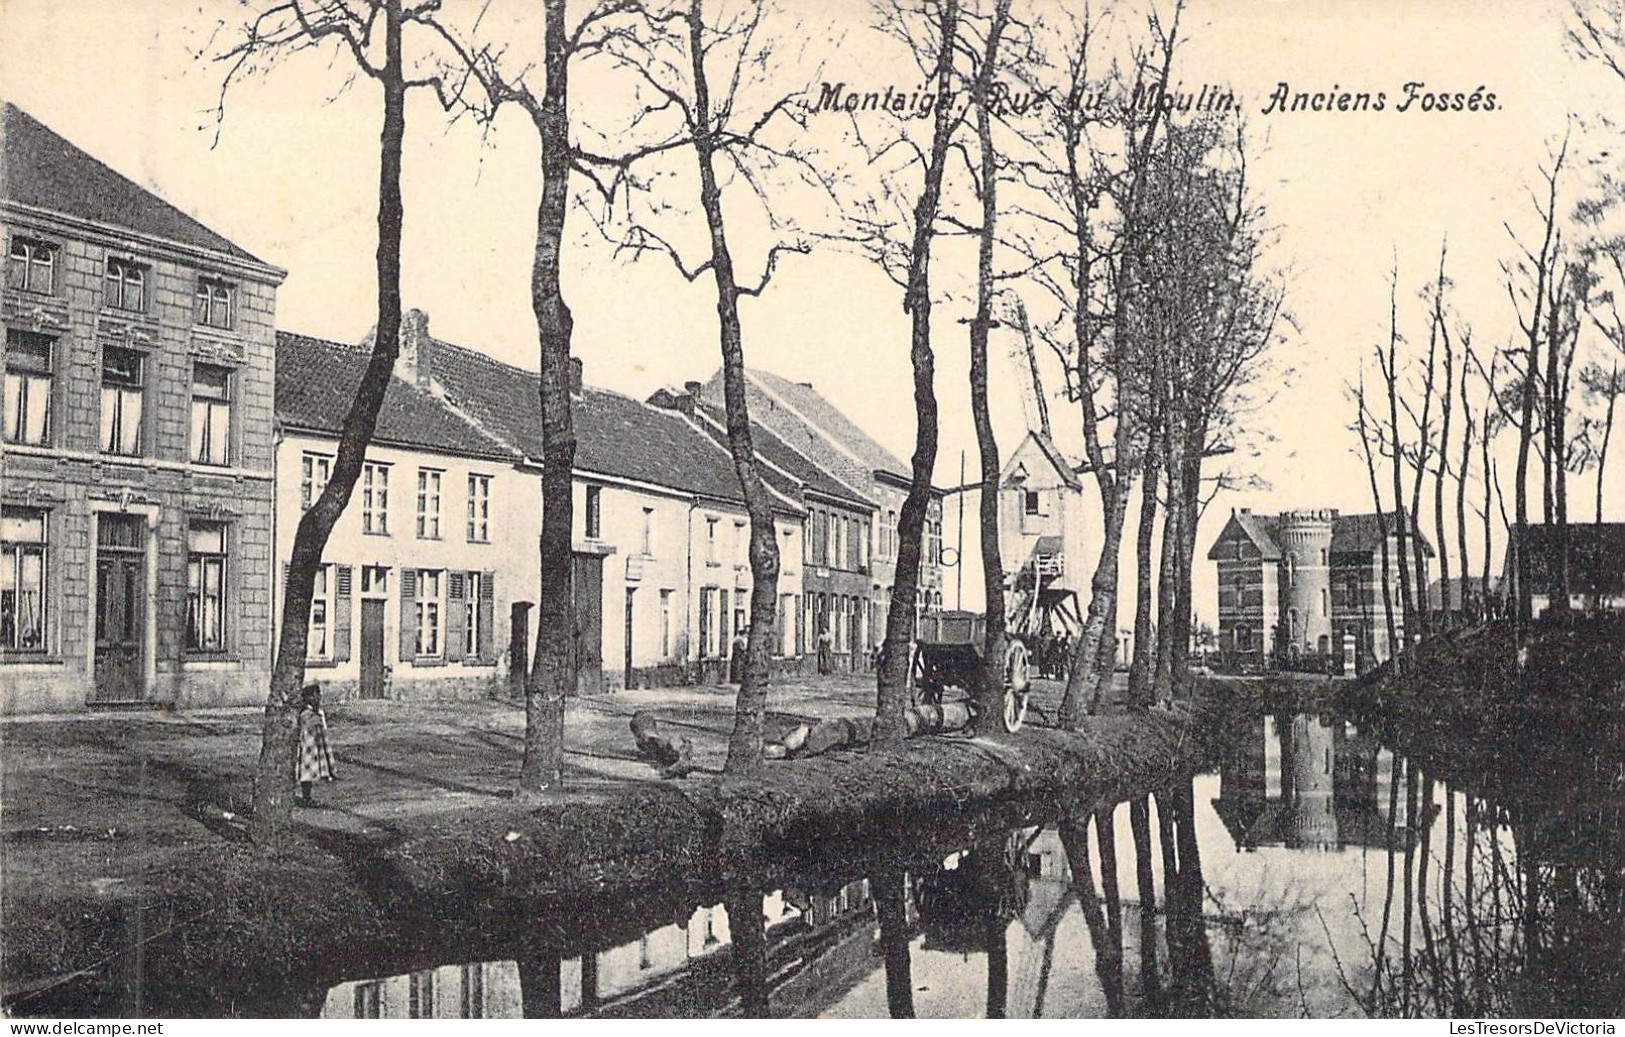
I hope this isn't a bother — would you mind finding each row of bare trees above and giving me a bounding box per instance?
[217,0,1294,843]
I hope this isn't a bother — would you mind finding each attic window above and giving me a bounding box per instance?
[194,277,235,330]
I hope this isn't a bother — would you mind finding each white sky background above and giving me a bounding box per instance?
[3,0,1623,625]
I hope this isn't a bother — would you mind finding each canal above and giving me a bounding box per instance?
[311,703,1622,1020]
[12,699,1621,1019]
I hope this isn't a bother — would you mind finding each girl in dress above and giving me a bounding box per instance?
[296,682,338,806]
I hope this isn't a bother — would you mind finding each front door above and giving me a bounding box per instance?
[571,553,604,695]
[92,514,146,704]
[360,599,387,699]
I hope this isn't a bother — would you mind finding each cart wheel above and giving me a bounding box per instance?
[1002,640,1031,733]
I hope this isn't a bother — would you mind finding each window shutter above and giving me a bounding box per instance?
[399,567,417,662]
[446,571,468,663]
[478,571,496,663]
[795,595,804,655]
[333,565,353,662]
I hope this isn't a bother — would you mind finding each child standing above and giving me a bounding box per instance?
[296,682,338,806]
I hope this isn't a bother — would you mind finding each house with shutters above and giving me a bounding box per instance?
[364,312,806,691]
[272,328,526,699]
[2,103,284,714]
[649,384,877,672]
[699,368,944,647]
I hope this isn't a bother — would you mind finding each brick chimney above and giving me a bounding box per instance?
[569,356,583,396]
[399,308,432,389]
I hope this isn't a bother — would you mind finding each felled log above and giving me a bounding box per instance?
[782,702,973,758]
[629,712,697,778]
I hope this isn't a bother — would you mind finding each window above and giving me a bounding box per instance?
[826,512,838,564]
[659,588,672,658]
[301,453,331,510]
[706,517,719,565]
[734,520,747,567]
[466,474,490,542]
[190,363,232,465]
[1024,490,1041,516]
[416,469,442,538]
[104,257,146,311]
[416,569,443,655]
[1,507,47,651]
[360,564,388,595]
[4,330,52,446]
[859,522,870,569]
[194,277,234,330]
[699,586,716,656]
[100,346,145,456]
[585,485,603,539]
[352,981,381,1020]
[642,507,655,555]
[6,238,55,294]
[1322,587,1329,617]
[186,522,227,652]
[463,571,481,657]
[309,564,331,658]
[362,462,390,534]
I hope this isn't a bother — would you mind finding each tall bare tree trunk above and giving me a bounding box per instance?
[518,0,577,795]
[874,0,960,743]
[1457,354,1473,621]
[251,3,407,846]
[683,0,783,773]
[1357,379,1399,667]
[1127,439,1159,706]
[968,1,1012,723]
[1152,462,1181,701]
[1598,362,1618,525]
[1384,283,1417,662]
[1435,325,1455,625]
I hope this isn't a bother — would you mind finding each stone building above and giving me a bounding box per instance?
[1206,507,1432,672]
[700,368,944,649]
[2,103,283,712]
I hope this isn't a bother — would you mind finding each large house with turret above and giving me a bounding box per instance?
[1206,507,1432,673]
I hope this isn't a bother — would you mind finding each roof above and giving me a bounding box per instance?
[274,332,516,462]
[2,102,267,267]
[1206,509,1435,563]
[1330,512,1434,557]
[428,341,762,507]
[1028,431,1083,490]
[1505,523,1625,596]
[711,368,911,481]
[694,402,873,512]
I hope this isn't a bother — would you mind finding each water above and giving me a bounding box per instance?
[13,703,1624,1018]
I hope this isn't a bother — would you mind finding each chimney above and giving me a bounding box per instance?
[569,356,583,396]
[399,308,432,389]
[673,380,700,417]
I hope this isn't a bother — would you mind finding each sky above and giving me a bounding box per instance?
[3,0,1621,623]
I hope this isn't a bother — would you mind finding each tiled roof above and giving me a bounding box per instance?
[1028,431,1083,490]
[429,341,758,506]
[694,402,873,512]
[2,103,267,266]
[274,332,516,462]
[1331,512,1434,557]
[708,368,911,481]
[1506,522,1625,596]
[1235,512,1283,560]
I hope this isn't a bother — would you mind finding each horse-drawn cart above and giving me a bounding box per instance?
[912,610,1033,732]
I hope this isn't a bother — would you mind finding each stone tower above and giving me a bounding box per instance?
[1278,508,1336,656]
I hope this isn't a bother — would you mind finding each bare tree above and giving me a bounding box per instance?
[839,0,968,742]
[1354,373,1400,664]
[1377,271,1417,663]
[1501,137,1569,632]
[211,0,462,845]
[964,0,1017,722]
[594,0,826,769]
[428,0,650,795]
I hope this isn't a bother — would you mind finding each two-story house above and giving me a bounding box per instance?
[272,322,528,700]
[700,368,943,649]
[2,103,284,713]
[652,386,876,673]
[414,328,805,689]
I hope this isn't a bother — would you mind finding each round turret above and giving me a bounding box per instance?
[1279,508,1336,656]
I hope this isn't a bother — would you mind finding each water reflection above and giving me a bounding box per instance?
[239,711,1625,1019]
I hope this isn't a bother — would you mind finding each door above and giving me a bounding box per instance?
[92,515,146,704]
[624,587,636,690]
[571,553,604,695]
[360,599,387,699]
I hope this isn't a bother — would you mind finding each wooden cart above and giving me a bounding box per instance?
[912,610,1033,733]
